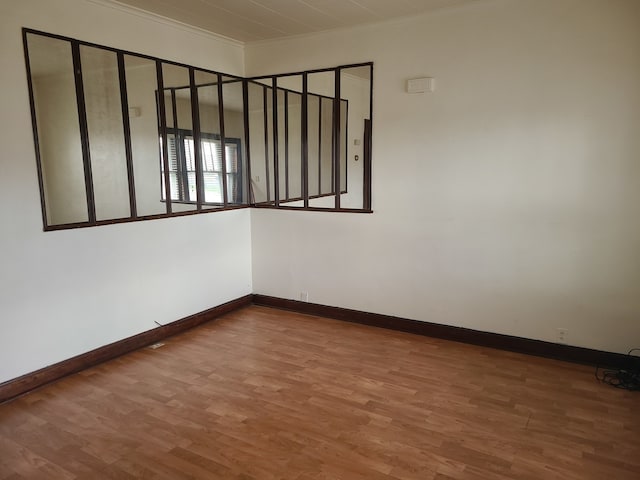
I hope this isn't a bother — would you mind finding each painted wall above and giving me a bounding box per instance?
[247,0,640,354]
[2,0,639,386]
[0,0,251,383]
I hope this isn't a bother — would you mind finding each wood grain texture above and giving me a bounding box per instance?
[1,305,638,479]
[253,295,630,369]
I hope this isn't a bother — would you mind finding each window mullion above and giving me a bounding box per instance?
[22,30,49,227]
[364,64,373,211]
[284,90,289,201]
[263,86,271,203]
[189,68,203,210]
[217,74,228,206]
[242,80,253,205]
[169,92,186,201]
[302,73,309,209]
[318,95,322,196]
[71,41,96,223]
[156,61,172,214]
[272,77,280,207]
[117,52,137,219]
[333,68,341,209]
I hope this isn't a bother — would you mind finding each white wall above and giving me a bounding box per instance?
[0,0,251,383]
[2,0,639,386]
[247,0,640,354]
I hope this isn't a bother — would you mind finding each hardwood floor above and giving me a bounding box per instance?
[1,305,638,479]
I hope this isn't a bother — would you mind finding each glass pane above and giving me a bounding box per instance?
[161,63,196,212]
[80,46,130,221]
[340,99,348,193]
[123,55,165,217]
[276,87,287,202]
[194,70,223,208]
[320,96,333,196]
[26,33,88,225]
[340,65,372,210]
[247,81,267,204]
[222,79,246,204]
[287,90,303,203]
[265,84,275,204]
[202,138,222,204]
[308,71,335,208]
[271,75,304,208]
[307,94,320,198]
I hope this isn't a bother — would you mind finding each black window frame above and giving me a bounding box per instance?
[22,27,374,231]
[162,128,244,206]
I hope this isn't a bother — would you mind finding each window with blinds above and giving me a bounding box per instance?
[161,129,242,205]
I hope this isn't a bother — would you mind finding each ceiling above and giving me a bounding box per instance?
[112,0,482,43]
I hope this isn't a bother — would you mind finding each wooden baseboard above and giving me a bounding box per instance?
[0,295,252,404]
[252,294,630,369]
[2,293,629,404]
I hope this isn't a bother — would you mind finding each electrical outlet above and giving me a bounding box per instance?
[556,328,568,345]
[300,291,309,302]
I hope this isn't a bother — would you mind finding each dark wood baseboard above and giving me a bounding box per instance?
[252,294,630,369]
[0,295,252,404]
[2,293,630,404]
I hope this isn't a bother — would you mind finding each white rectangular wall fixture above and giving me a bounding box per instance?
[407,77,434,94]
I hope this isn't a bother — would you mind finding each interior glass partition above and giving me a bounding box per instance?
[278,75,304,207]
[80,45,131,221]
[247,80,268,205]
[308,70,335,208]
[23,28,373,230]
[160,63,198,213]
[124,54,165,217]
[24,32,89,226]
[339,65,372,210]
[221,77,247,205]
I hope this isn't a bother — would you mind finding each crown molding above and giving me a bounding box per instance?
[84,0,244,48]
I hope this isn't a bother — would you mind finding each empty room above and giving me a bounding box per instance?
[0,0,638,478]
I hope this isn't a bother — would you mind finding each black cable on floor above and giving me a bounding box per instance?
[595,348,640,391]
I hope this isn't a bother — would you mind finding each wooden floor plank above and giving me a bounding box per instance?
[1,305,638,479]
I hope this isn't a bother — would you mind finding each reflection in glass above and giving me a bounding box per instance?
[194,70,222,208]
[24,30,372,230]
[272,75,304,207]
[276,88,287,201]
[160,64,197,212]
[307,94,320,198]
[221,79,246,204]
[80,45,130,221]
[287,91,303,202]
[320,96,333,195]
[124,55,165,217]
[308,71,335,208]
[340,65,372,210]
[26,33,88,225]
[340,102,348,193]
[264,86,275,203]
[247,81,267,204]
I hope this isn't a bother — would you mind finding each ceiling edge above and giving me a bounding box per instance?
[84,0,246,48]
[245,0,492,48]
